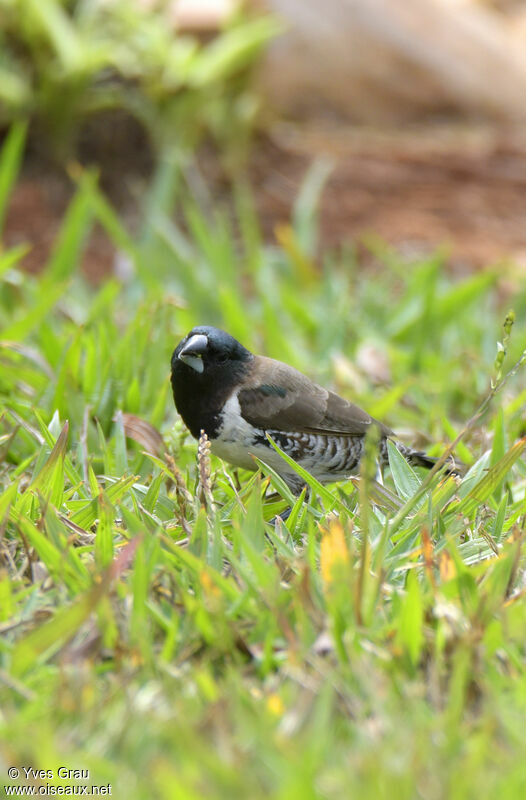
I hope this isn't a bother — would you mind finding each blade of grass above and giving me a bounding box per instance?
[0,121,27,234]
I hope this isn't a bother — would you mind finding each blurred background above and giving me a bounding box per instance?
[3,0,526,278]
[3,6,526,793]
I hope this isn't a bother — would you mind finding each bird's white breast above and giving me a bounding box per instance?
[210,393,288,474]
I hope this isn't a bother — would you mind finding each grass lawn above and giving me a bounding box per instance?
[1,122,526,799]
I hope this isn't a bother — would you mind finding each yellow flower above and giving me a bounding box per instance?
[266,693,284,716]
[320,519,350,584]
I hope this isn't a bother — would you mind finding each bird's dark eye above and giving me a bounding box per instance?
[217,354,228,364]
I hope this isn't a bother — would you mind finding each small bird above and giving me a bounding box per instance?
[171,326,456,493]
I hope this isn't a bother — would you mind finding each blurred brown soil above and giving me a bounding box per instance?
[5,121,526,279]
[250,124,526,271]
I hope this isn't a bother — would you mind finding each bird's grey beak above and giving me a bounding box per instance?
[178,334,208,373]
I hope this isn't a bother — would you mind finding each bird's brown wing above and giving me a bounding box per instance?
[237,356,393,437]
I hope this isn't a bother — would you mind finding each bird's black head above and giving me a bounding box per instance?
[172,326,252,376]
[171,326,253,438]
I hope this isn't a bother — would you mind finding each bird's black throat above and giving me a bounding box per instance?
[170,354,252,440]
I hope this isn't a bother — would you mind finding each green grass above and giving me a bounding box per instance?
[0,0,279,158]
[1,123,526,799]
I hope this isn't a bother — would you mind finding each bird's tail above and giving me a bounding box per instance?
[397,442,464,477]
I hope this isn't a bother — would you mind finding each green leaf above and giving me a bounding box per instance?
[94,493,115,569]
[25,0,85,71]
[0,66,31,110]
[491,495,508,543]
[70,474,139,528]
[0,480,19,521]
[387,440,422,502]
[397,570,424,666]
[142,470,164,514]
[29,421,69,507]
[1,281,66,340]
[11,511,69,587]
[490,408,507,467]
[0,121,27,234]
[456,439,526,517]
[189,18,282,87]
[42,172,96,285]
[113,410,128,477]
[293,157,333,257]
[0,244,30,277]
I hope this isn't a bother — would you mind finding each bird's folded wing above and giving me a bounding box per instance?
[237,357,392,437]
